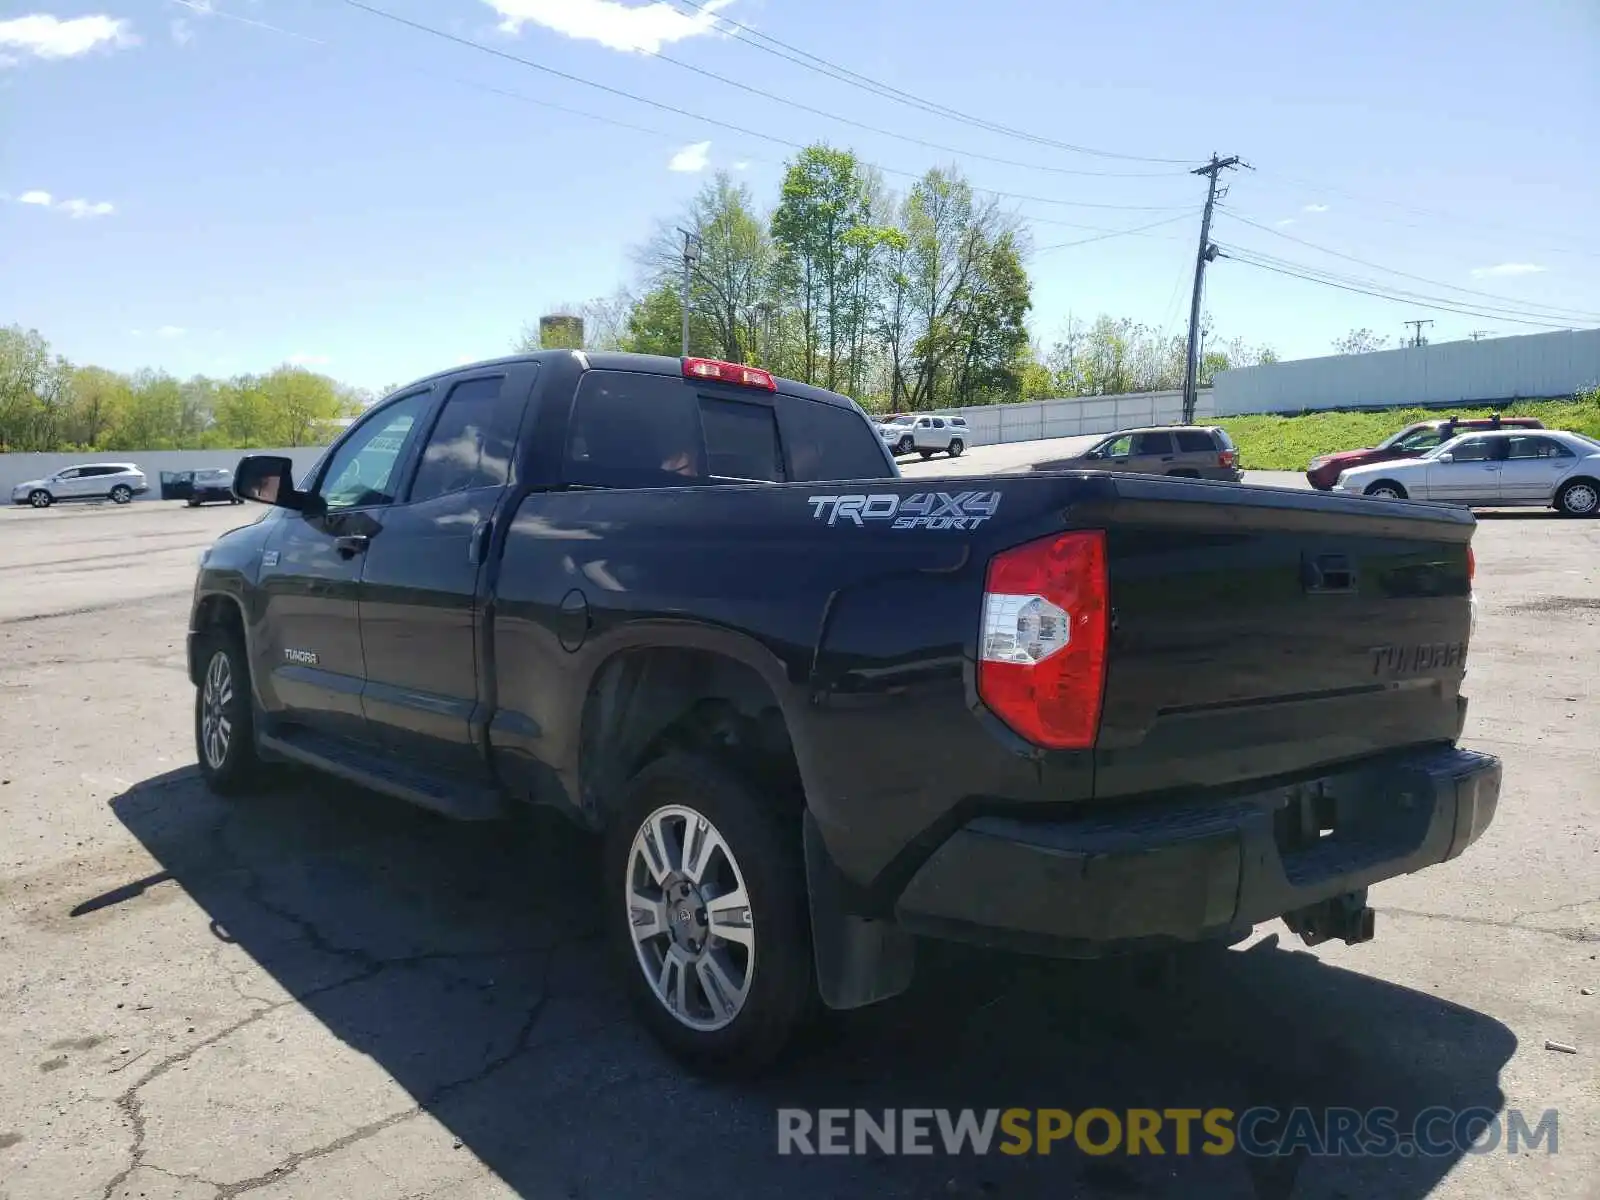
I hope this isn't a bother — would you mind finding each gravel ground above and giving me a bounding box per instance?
[0,472,1595,1200]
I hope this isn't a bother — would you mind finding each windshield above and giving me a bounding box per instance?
[1378,424,1445,452]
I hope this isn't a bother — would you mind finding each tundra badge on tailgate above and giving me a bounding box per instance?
[808,491,1001,530]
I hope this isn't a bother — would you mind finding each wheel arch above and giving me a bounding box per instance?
[576,638,806,831]
[1555,474,1600,511]
[189,592,248,686]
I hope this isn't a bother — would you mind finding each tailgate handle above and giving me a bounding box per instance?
[1304,553,1356,594]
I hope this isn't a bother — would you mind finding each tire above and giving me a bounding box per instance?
[896,436,914,456]
[187,498,201,508]
[948,438,965,458]
[1166,469,1200,479]
[28,490,52,509]
[919,450,934,460]
[1364,480,1407,500]
[194,628,266,795]
[604,752,813,1078]
[110,485,133,504]
[1555,478,1599,517]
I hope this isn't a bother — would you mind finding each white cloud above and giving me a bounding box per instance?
[732,160,750,171]
[289,352,331,366]
[156,325,186,338]
[0,14,137,61]
[1303,203,1330,214]
[485,0,734,54]
[1471,262,1546,279]
[58,197,115,218]
[171,18,195,46]
[669,140,711,173]
[9,190,114,217]
[1274,217,1296,227]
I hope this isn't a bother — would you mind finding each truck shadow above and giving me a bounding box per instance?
[102,766,1515,1200]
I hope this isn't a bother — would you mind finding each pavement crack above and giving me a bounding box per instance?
[1380,905,1598,943]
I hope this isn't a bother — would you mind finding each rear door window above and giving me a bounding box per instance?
[408,375,517,502]
[1132,431,1174,456]
[1507,435,1573,460]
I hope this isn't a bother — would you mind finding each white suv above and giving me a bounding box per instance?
[880,414,969,459]
[10,463,149,508]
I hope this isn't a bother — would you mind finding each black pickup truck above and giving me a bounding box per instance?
[189,350,1501,1074]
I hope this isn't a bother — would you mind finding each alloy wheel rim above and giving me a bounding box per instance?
[201,650,234,769]
[625,804,755,1032]
[30,492,47,508]
[1566,484,1597,513]
[1371,487,1400,499]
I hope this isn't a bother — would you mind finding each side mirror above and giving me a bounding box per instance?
[1435,452,1454,463]
[234,454,305,510]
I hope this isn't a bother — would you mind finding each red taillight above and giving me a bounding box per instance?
[977,530,1109,750]
[683,357,777,391]
[1219,448,1237,469]
[1467,546,1475,583]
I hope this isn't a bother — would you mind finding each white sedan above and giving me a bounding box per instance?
[1336,429,1600,516]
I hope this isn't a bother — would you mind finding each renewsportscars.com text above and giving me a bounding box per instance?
[776,1107,1559,1158]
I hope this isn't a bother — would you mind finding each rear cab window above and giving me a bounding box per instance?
[562,369,892,487]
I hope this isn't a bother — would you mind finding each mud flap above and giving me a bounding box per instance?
[803,811,916,1010]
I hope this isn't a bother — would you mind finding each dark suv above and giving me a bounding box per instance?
[1038,425,1243,481]
[1306,415,1545,490]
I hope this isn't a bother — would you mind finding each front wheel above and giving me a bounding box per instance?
[194,631,266,794]
[1555,478,1599,517]
[110,485,133,504]
[1364,481,1408,500]
[604,753,813,1078]
[895,436,914,456]
[28,490,52,509]
[948,438,965,458]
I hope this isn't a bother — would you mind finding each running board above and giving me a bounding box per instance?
[257,728,508,821]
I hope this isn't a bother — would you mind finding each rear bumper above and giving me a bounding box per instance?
[893,745,1500,956]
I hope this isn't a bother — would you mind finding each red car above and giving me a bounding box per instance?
[1305,415,1545,490]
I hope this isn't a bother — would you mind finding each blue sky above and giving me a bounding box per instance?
[3,0,1597,391]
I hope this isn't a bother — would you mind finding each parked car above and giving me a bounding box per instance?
[161,468,244,506]
[189,349,1499,1076]
[1336,429,1600,515]
[10,463,147,508]
[1043,425,1243,481]
[1306,415,1545,490]
[881,413,968,458]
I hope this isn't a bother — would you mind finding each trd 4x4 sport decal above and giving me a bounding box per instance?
[808,490,1001,530]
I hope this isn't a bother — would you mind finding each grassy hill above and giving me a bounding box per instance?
[1219,391,1600,471]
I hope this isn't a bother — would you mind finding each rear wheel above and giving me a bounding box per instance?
[1555,478,1599,517]
[28,490,52,509]
[194,629,266,795]
[1364,480,1407,500]
[604,753,813,1078]
[948,438,965,458]
[110,485,133,504]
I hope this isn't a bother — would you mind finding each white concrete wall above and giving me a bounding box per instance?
[1213,327,1600,416]
[928,388,1216,447]
[1,448,329,502]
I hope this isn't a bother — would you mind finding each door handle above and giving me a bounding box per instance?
[334,534,369,559]
[468,519,493,565]
[1160,455,1175,462]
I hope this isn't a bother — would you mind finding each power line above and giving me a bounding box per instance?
[333,1,1196,214]
[663,0,1197,169]
[1032,212,1198,252]
[1219,211,1600,322]
[1215,246,1591,330]
[1218,242,1600,327]
[1251,168,1600,256]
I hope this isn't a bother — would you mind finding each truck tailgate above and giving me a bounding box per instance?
[1089,476,1476,800]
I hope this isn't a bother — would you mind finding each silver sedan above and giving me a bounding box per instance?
[1336,429,1600,516]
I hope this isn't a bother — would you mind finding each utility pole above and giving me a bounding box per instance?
[1404,318,1434,348]
[677,227,701,357]
[1182,154,1247,424]
[1469,330,1491,341]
